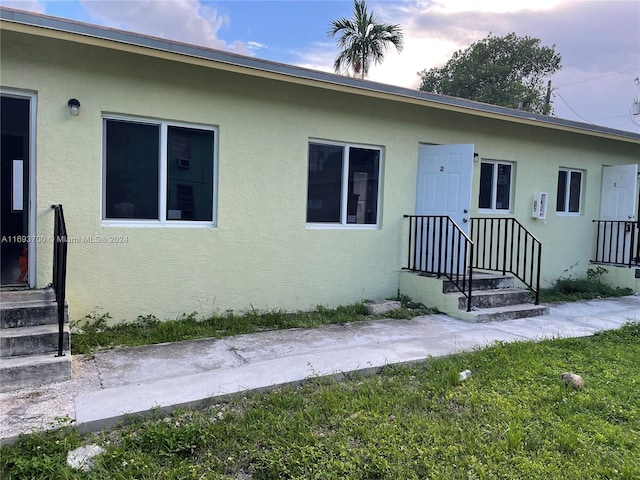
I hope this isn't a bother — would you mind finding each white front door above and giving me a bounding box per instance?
[414,144,474,273]
[416,144,474,231]
[598,164,639,264]
[600,164,638,220]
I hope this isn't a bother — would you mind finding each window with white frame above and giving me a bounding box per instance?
[478,160,513,212]
[556,168,583,214]
[306,141,381,226]
[103,117,216,224]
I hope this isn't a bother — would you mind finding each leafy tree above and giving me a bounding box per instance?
[418,33,561,114]
[329,0,403,79]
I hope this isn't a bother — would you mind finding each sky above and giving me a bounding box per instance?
[3,0,640,133]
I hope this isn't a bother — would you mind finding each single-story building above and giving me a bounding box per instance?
[1,7,639,325]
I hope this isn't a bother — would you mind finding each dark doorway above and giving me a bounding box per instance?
[1,95,31,286]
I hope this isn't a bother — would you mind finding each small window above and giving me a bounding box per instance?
[556,168,583,214]
[104,117,216,224]
[306,141,381,226]
[479,160,513,212]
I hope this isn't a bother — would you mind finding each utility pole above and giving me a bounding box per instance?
[544,80,552,115]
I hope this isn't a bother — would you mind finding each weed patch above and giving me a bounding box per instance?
[540,266,633,303]
[71,301,434,355]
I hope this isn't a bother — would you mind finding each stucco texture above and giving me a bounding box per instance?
[2,29,638,322]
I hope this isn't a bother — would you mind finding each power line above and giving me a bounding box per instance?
[555,67,640,89]
[554,91,593,123]
[554,91,636,130]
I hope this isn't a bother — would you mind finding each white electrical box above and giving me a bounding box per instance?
[532,192,548,220]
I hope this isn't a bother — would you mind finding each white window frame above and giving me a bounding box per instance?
[556,167,583,216]
[478,160,514,214]
[306,139,383,230]
[101,114,218,227]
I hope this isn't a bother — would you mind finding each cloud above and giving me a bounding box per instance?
[424,0,563,14]
[367,37,454,89]
[1,0,45,13]
[290,41,337,72]
[78,0,251,53]
[246,40,267,54]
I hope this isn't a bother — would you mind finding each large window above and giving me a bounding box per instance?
[104,117,216,224]
[556,168,583,214]
[479,160,513,212]
[306,141,381,226]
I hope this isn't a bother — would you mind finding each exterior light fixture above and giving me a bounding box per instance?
[67,98,80,116]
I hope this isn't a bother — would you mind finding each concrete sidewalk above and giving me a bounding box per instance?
[1,296,639,444]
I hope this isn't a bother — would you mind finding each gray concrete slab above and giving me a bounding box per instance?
[342,315,482,339]
[75,340,457,433]
[550,296,640,318]
[568,314,633,331]
[222,324,370,363]
[439,327,530,352]
[482,316,601,340]
[95,338,244,388]
[1,295,639,445]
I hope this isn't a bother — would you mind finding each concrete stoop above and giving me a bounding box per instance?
[0,288,71,393]
[399,271,549,322]
[469,304,550,323]
[445,273,549,322]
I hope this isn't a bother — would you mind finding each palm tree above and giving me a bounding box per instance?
[328,0,403,79]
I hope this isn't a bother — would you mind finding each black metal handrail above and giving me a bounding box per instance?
[51,204,68,357]
[592,220,639,267]
[470,217,542,305]
[403,215,474,311]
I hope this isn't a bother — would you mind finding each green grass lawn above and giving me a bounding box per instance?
[3,323,639,479]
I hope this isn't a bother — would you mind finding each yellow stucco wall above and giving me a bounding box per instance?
[2,30,639,322]
[591,265,640,294]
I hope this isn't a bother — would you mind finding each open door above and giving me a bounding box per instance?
[1,94,32,286]
[597,164,639,265]
[415,144,474,273]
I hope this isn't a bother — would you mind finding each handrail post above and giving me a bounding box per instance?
[633,221,636,264]
[593,220,601,263]
[535,242,541,305]
[631,219,640,265]
[404,215,411,269]
[468,243,474,312]
[50,205,68,358]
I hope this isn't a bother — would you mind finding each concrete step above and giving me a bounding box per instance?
[0,324,70,357]
[442,273,515,293]
[0,302,62,329]
[455,288,533,310]
[0,352,71,393]
[467,304,550,323]
[0,288,56,305]
[0,288,65,329]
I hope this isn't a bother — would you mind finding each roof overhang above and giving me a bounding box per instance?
[2,6,640,145]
